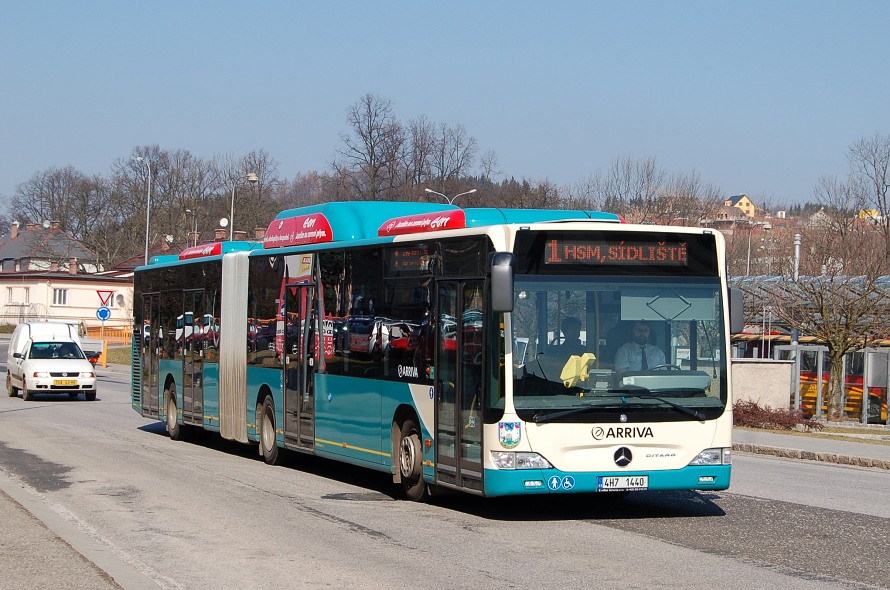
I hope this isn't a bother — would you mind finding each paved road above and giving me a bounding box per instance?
[1,361,889,589]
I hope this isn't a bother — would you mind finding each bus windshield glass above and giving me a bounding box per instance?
[510,274,727,423]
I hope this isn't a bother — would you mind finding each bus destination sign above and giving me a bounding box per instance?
[545,239,688,266]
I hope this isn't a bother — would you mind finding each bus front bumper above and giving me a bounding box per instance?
[482,464,731,497]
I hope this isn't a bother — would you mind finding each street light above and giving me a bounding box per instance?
[424,188,477,206]
[135,156,152,265]
[745,220,770,276]
[229,173,259,241]
[185,208,199,247]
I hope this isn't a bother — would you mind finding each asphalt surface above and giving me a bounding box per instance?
[1,361,888,589]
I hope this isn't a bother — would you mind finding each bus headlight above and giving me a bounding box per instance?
[491,451,553,470]
[688,448,731,466]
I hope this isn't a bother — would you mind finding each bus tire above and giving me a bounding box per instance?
[165,386,182,440]
[260,397,280,465]
[7,373,17,397]
[398,418,427,501]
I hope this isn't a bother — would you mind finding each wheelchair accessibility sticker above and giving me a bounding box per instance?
[548,475,576,491]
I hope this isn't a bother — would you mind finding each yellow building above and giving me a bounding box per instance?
[724,194,756,218]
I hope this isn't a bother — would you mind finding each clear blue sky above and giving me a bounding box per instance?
[2,1,889,206]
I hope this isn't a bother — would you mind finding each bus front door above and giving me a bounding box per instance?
[141,294,161,417]
[283,283,316,450]
[181,290,204,426]
[435,281,484,493]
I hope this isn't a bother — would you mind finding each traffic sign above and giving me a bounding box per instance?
[96,306,111,322]
[97,290,113,306]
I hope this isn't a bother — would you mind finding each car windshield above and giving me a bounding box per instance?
[29,341,85,360]
[510,275,727,422]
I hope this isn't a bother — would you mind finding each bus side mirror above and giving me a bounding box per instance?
[729,287,744,334]
[490,252,515,313]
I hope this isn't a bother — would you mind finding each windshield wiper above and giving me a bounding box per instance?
[533,405,600,424]
[608,386,707,421]
[533,388,707,424]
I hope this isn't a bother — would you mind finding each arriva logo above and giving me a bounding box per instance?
[397,365,418,378]
[429,215,452,230]
[592,426,654,440]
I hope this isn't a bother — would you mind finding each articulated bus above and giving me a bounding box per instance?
[132,201,742,500]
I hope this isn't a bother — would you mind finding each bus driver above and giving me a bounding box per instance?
[614,320,666,373]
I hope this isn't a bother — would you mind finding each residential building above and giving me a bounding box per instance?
[0,221,133,330]
[724,194,756,218]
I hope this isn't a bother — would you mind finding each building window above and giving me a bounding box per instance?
[24,288,29,304]
[6,288,11,304]
[53,288,68,306]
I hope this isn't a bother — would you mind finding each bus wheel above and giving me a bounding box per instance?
[260,397,280,465]
[7,373,17,397]
[398,418,427,501]
[165,386,182,440]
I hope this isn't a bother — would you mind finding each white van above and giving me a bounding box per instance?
[7,322,84,366]
[6,322,97,401]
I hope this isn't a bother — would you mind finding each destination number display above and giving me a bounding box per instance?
[545,239,688,266]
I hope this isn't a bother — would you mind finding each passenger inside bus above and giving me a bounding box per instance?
[549,316,586,358]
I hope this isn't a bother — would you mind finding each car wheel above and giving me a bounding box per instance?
[22,381,32,401]
[7,373,18,397]
[85,391,96,402]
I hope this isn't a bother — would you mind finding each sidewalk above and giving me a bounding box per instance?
[733,427,890,470]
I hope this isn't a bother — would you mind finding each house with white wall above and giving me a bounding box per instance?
[0,221,133,330]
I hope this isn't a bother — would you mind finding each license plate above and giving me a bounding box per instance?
[53,379,77,386]
[597,475,648,491]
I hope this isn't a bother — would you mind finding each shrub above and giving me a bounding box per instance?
[733,400,823,431]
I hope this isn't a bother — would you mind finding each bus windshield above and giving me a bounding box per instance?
[511,275,727,422]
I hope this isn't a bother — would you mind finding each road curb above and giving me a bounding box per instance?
[733,443,890,470]
[0,469,161,589]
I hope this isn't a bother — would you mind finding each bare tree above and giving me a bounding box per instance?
[429,122,478,194]
[10,166,103,237]
[740,174,890,420]
[479,149,500,181]
[334,94,404,200]
[400,115,436,192]
[849,134,890,221]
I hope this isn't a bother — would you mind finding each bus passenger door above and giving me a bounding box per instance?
[283,283,316,450]
[141,294,161,417]
[181,290,204,425]
[435,281,484,493]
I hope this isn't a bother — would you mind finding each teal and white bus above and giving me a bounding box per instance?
[132,201,742,500]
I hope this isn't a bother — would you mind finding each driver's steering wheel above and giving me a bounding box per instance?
[645,364,683,371]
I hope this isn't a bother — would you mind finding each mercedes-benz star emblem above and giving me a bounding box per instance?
[614,447,633,467]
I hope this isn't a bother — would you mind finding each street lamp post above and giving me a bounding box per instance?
[424,188,477,206]
[229,173,259,241]
[185,208,199,247]
[136,157,152,265]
